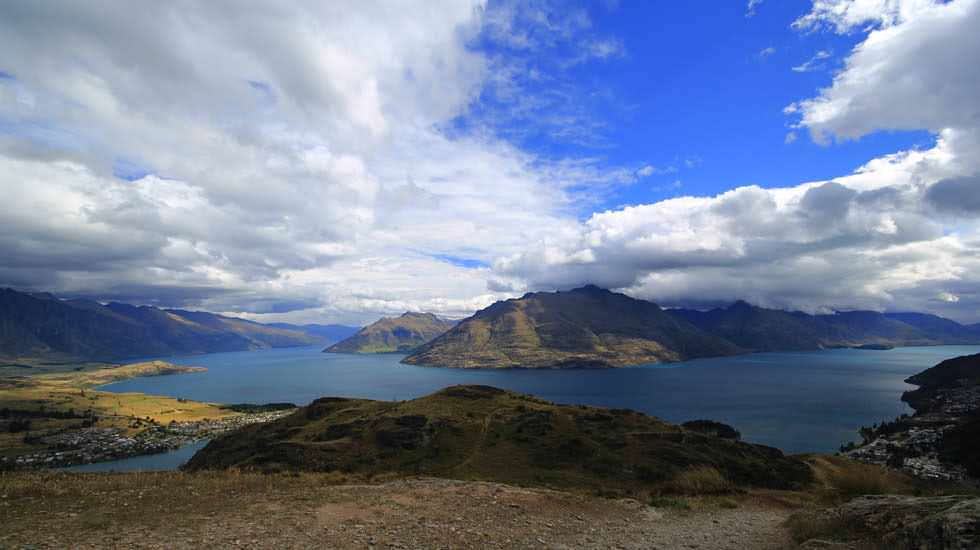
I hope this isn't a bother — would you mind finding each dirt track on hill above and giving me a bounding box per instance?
[0,474,799,549]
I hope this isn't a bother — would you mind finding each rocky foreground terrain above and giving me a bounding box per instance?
[792,494,980,549]
[0,473,800,549]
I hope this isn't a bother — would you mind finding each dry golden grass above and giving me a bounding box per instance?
[661,466,736,495]
[784,508,877,547]
[801,454,917,503]
[782,454,979,549]
[0,361,235,458]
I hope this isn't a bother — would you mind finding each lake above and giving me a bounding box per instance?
[93,345,980,470]
[62,439,210,473]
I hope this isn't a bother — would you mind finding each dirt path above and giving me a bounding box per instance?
[0,474,799,549]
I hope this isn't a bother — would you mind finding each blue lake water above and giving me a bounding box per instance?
[62,439,210,473]
[93,345,980,470]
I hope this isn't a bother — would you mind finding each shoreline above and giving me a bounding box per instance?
[0,360,295,471]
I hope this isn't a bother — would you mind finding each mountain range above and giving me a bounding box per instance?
[403,285,741,368]
[325,312,456,353]
[0,288,359,362]
[5,285,980,367]
[671,301,980,352]
[404,286,980,369]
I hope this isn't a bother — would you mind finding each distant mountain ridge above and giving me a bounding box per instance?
[266,323,359,344]
[325,312,455,353]
[671,301,980,352]
[0,288,358,361]
[5,285,979,367]
[405,287,980,369]
[403,285,740,368]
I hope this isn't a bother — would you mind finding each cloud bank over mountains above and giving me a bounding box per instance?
[497,0,980,321]
[0,0,978,324]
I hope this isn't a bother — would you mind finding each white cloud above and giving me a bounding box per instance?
[789,0,980,148]
[1,0,979,326]
[747,0,765,17]
[793,0,940,32]
[636,164,677,178]
[758,46,777,58]
[0,1,609,324]
[494,128,980,322]
[492,0,980,323]
[791,49,833,72]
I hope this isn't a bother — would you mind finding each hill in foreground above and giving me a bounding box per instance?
[402,285,740,368]
[187,384,811,494]
[324,312,455,353]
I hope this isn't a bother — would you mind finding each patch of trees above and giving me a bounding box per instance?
[681,420,741,440]
[4,418,31,433]
[0,407,92,420]
[219,403,297,413]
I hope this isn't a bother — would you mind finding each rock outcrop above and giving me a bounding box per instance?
[799,495,980,550]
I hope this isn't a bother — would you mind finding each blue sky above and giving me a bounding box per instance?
[466,0,933,214]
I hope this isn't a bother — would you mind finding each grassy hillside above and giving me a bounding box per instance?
[187,384,811,495]
[403,286,740,368]
[325,312,454,353]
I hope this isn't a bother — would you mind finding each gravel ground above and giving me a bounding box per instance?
[0,475,798,549]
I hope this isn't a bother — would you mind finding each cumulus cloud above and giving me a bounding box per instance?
[788,0,980,149]
[494,0,980,324]
[2,0,979,326]
[494,148,980,320]
[925,176,980,215]
[0,0,617,324]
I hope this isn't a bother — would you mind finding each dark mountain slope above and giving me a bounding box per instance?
[166,309,321,348]
[671,301,826,352]
[403,286,741,368]
[0,289,171,360]
[0,288,330,361]
[813,311,927,346]
[671,302,980,352]
[884,312,980,343]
